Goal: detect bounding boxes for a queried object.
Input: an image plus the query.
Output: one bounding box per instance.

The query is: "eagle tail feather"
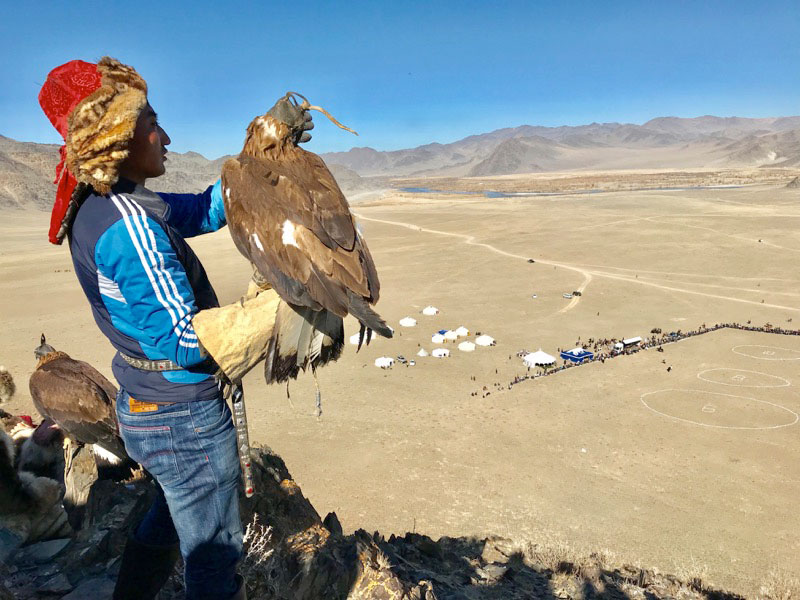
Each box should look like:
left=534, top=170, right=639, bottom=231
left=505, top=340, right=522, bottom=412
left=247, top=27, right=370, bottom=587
left=357, top=323, right=366, bottom=352
left=265, top=303, right=344, bottom=384
left=346, top=291, right=393, bottom=339
left=294, top=308, right=316, bottom=369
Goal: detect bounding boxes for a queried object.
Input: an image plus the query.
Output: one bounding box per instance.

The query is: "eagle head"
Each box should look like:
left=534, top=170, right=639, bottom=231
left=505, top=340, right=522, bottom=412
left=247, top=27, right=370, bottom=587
left=243, top=115, right=293, bottom=158
left=34, top=334, right=56, bottom=361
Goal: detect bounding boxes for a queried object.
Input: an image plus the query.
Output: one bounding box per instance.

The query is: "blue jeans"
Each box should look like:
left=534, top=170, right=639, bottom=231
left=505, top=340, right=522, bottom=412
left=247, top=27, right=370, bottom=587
left=116, top=389, right=242, bottom=599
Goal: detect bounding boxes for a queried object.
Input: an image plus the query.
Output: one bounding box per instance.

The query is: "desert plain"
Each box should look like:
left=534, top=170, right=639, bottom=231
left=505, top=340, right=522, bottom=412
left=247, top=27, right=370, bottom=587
left=2, top=169, right=799, bottom=595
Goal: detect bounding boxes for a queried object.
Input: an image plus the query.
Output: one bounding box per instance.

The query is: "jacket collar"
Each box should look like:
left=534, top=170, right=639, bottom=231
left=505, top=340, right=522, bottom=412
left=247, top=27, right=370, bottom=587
left=110, top=177, right=171, bottom=221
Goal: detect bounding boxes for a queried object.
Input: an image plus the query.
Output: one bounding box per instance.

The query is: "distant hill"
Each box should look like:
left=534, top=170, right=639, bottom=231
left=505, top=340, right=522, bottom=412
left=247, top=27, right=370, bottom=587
left=318, top=116, right=800, bottom=177
left=3, top=115, right=800, bottom=209
left=0, top=137, right=384, bottom=211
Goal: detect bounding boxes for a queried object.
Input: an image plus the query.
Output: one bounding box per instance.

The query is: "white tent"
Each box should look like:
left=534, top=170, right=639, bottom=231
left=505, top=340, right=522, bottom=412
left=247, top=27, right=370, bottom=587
left=399, top=317, right=417, bottom=327
left=522, top=349, right=556, bottom=367
left=417, top=348, right=429, bottom=357
left=374, top=356, right=394, bottom=369
left=458, top=341, right=476, bottom=352
left=422, top=306, right=439, bottom=316
left=432, top=348, right=450, bottom=358
left=455, top=326, right=469, bottom=338
left=443, top=330, right=458, bottom=341
left=566, top=347, right=585, bottom=356
left=431, top=333, right=445, bottom=344
left=475, top=334, right=495, bottom=347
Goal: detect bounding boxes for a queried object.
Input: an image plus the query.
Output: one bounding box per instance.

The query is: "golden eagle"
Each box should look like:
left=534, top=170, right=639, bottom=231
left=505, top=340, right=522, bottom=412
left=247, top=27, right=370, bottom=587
left=221, top=93, right=391, bottom=389
left=28, top=335, right=129, bottom=468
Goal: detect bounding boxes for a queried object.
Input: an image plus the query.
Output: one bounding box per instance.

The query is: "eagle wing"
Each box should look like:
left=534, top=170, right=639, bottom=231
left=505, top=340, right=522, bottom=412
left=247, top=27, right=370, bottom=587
left=29, top=358, right=126, bottom=460
left=222, top=149, right=381, bottom=317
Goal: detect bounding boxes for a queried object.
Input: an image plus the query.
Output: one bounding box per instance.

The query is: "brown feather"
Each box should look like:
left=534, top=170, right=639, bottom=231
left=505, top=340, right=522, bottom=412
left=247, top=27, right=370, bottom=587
left=264, top=302, right=344, bottom=383
left=222, top=149, right=383, bottom=319
left=29, top=353, right=128, bottom=462
left=224, top=106, right=393, bottom=388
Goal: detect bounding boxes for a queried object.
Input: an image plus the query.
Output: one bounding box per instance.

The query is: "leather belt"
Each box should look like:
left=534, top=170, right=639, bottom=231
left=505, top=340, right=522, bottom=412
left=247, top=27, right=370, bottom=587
left=119, top=352, right=183, bottom=372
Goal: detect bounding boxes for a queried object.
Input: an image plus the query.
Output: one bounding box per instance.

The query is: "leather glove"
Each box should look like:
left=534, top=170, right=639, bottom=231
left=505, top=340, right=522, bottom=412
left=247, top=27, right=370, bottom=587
left=192, top=285, right=282, bottom=382
left=267, top=94, right=314, bottom=144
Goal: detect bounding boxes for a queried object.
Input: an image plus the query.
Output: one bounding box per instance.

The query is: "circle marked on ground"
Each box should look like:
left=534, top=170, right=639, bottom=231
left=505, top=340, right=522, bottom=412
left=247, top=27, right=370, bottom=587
left=640, top=389, right=798, bottom=430
left=697, top=368, right=790, bottom=388
left=732, top=345, right=800, bottom=361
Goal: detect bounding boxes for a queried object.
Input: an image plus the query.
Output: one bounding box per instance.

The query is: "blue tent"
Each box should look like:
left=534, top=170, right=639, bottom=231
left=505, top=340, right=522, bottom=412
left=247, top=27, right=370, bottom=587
left=560, top=347, right=594, bottom=363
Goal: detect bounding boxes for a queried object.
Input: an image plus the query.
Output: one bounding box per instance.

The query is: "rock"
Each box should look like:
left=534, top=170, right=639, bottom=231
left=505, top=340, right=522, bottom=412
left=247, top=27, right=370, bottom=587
left=0, top=526, right=26, bottom=563
left=60, top=576, right=116, bottom=599
left=323, top=511, right=343, bottom=536
left=786, top=176, right=800, bottom=188
left=0, top=442, right=743, bottom=600
left=14, top=537, right=71, bottom=564
left=475, top=562, right=509, bottom=584
left=37, top=572, right=72, bottom=594
left=37, top=563, right=60, bottom=579
left=405, top=532, right=442, bottom=559
left=63, top=444, right=98, bottom=530
left=481, top=536, right=516, bottom=564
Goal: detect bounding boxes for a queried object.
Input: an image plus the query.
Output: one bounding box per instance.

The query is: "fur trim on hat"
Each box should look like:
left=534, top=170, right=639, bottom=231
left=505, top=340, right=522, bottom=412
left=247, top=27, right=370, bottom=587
left=65, top=57, right=147, bottom=195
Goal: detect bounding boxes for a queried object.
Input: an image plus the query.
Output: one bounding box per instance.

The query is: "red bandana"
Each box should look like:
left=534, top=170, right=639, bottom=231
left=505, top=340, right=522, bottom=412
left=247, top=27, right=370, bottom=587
left=38, top=60, right=103, bottom=244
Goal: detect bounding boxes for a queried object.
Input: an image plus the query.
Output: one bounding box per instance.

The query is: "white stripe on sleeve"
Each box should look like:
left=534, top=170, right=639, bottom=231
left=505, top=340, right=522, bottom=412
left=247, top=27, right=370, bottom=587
left=110, top=195, right=199, bottom=348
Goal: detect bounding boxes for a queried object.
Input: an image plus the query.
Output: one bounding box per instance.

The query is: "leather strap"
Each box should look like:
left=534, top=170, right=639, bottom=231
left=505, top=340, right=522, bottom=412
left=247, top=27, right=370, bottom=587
left=119, top=352, right=183, bottom=372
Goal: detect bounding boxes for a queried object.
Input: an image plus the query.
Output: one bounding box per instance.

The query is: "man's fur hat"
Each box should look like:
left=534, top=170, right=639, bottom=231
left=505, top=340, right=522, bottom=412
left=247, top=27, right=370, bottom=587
left=39, top=57, right=148, bottom=243
left=65, top=57, right=147, bottom=194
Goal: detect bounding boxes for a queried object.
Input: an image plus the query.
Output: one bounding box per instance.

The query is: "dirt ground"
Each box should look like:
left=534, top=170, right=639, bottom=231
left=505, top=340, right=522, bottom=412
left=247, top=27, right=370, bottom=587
left=1, top=177, right=799, bottom=595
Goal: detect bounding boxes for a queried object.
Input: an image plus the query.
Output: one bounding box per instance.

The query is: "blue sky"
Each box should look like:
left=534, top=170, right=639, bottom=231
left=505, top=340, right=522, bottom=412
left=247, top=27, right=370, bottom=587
left=2, top=0, right=798, bottom=158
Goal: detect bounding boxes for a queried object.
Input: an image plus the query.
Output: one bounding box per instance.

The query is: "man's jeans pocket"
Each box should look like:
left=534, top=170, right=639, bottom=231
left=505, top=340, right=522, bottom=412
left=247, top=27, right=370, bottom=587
left=119, top=423, right=182, bottom=485
left=193, top=399, right=232, bottom=435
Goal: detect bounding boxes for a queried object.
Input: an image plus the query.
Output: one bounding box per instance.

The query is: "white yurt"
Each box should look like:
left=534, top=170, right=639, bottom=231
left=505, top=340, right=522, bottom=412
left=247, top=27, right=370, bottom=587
left=432, top=348, right=450, bottom=358
left=443, top=330, right=458, bottom=342
left=399, top=317, right=417, bottom=327
left=422, top=306, right=439, bottom=316
left=458, top=341, right=476, bottom=352
left=375, top=356, right=394, bottom=369
left=431, top=333, right=445, bottom=344
left=475, top=334, right=495, bottom=347
left=455, top=326, right=469, bottom=338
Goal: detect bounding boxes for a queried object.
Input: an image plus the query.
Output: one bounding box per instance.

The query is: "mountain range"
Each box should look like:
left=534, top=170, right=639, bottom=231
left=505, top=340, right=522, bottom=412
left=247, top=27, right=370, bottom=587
left=321, top=116, right=800, bottom=177
left=2, top=115, right=799, bottom=210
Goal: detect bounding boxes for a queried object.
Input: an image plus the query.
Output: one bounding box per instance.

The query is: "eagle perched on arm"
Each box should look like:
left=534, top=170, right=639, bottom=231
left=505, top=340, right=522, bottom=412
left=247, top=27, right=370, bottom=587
left=221, top=93, right=392, bottom=387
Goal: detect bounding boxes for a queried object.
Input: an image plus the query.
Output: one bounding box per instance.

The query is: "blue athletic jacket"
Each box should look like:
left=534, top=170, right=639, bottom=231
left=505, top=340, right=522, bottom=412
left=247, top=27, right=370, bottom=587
left=69, top=177, right=227, bottom=403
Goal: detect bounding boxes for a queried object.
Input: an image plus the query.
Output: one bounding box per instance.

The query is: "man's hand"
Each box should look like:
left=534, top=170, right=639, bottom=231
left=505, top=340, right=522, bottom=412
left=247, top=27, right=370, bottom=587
left=192, top=287, right=282, bottom=382
left=267, top=95, right=314, bottom=144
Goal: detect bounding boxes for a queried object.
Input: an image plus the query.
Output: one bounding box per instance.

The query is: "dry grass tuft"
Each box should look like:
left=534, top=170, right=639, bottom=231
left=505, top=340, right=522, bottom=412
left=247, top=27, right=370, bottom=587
left=239, top=514, right=276, bottom=593
left=523, top=534, right=621, bottom=582
left=760, top=569, right=800, bottom=600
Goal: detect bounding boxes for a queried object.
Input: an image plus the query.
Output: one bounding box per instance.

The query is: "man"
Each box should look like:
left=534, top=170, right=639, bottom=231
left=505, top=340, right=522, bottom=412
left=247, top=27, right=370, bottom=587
left=39, top=57, right=312, bottom=600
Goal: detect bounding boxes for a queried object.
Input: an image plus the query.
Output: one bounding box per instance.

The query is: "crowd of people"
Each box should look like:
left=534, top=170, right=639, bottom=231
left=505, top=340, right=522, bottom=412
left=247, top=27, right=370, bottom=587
left=494, top=320, right=799, bottom=394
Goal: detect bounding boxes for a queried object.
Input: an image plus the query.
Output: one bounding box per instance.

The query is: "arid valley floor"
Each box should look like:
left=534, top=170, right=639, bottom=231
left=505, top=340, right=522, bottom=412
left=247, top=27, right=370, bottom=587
left=2, top=170, right=799, bottom=596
